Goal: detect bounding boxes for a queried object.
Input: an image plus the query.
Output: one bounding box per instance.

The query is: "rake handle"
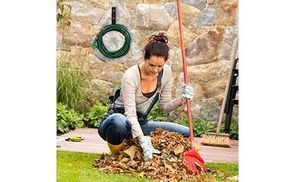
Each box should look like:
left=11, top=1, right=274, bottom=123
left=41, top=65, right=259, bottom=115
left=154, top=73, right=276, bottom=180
left=176, top=0, right=194, bottom=149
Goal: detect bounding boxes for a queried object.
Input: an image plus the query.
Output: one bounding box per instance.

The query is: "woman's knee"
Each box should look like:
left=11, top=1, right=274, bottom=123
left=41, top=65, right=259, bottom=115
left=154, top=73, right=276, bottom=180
left=99, top=113, right=132, bottom=143
left=98, top=113, right=127, bottom=139
left=103, top=113, right=127, bottom=132
left=182, top=126, right=190, bottom=138
left=165, top=122, right=190, bottom=138
left=109, top=113, right=128, bottom=128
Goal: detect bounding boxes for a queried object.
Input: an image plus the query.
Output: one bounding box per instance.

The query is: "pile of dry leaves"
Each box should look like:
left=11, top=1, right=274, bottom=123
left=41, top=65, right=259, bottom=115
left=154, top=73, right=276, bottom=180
left=93, top=128, right=214, bottom=181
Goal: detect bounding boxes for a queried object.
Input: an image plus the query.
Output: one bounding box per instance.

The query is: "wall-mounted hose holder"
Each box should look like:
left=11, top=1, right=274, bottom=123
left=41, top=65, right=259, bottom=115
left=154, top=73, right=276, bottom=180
left=92, top=7, right=131, bottom=59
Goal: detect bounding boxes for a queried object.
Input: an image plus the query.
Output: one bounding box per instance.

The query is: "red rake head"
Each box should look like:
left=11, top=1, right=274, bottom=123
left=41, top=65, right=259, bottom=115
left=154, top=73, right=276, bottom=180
left=183, top=149, right=207, bottom=175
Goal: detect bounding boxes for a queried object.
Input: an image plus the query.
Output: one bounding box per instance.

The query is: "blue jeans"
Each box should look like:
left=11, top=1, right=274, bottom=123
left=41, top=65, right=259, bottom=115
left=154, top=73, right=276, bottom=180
left=98, top=113, right=190, bottom=145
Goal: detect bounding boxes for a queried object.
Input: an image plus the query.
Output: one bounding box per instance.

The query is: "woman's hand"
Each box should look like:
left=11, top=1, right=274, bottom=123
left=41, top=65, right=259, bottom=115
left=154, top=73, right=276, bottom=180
left=181, top=84, right=194, bottom=101
left=139, top=136, right=161, bottom=160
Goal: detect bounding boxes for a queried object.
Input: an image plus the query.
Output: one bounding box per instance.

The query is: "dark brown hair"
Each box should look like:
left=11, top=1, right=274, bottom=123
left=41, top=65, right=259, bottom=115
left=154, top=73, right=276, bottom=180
left=143, top=33, right=169, bottom=61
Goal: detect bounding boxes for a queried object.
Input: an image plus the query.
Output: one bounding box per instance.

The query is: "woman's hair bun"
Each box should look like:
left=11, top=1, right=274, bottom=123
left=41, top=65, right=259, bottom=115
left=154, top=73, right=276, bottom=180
left=143, top=32, right=169, bottom=61
left=148, top=32, right=168, bottom=44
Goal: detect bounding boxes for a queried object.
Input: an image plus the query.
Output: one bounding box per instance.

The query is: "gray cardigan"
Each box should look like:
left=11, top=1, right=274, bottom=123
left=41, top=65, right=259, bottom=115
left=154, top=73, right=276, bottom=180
left=114, top=64, right=180, bottom=138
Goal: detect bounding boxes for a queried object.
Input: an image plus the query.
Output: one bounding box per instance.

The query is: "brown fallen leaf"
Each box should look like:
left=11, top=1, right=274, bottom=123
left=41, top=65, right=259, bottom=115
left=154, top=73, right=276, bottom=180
left=135, top=150, right=143, bottom=160
left=120, top=157, right=129, bottom=163
left=167, top=157, right=177, bottom=162
left=123, top=146, right=139, bottom=159
left=164, top=161, right=176, bottom=173
left=174, top=144, right=184, bottom=155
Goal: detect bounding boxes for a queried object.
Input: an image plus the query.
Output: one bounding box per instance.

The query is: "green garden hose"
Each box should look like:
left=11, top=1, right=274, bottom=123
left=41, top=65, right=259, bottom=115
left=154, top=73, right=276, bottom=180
left=92, top=24, right=131, bottom=59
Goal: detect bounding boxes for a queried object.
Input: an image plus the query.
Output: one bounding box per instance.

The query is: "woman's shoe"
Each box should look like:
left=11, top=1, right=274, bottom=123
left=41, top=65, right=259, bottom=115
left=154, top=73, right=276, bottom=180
left=107, top=142, right=123, bottom=155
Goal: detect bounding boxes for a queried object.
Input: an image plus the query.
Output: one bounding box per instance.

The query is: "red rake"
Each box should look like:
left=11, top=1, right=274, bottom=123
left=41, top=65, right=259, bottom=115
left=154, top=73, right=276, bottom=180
left=183, top=149, right=207, bottom=174
left=176, top=0, right=207, bottom=174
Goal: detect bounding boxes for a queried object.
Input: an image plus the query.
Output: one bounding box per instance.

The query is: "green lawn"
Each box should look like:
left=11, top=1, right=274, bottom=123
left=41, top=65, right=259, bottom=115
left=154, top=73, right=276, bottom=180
left=57, top=151, right=238, bottom=182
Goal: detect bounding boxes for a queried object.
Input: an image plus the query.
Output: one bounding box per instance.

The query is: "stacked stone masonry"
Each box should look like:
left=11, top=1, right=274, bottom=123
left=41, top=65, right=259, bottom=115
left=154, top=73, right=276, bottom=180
left=57, top=0, right=238, bottom=121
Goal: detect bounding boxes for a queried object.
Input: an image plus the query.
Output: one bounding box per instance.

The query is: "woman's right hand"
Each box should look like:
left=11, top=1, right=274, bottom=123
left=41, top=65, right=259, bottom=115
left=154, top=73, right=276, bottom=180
left=139, top=136, right=160, bottom=161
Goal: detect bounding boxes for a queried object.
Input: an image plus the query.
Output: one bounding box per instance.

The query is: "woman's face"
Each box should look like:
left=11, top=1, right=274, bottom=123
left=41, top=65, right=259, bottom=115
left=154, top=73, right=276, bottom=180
left=144, top=56, right=165, bottom=76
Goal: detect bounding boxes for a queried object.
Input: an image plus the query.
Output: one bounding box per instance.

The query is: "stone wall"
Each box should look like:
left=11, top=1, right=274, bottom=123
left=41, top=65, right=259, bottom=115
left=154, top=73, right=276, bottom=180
left=57, top=0, right=239, bottom=121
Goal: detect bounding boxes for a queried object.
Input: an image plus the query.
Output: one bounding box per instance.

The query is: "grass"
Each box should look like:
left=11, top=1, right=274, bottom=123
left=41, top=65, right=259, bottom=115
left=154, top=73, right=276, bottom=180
left=57, top=151, right=238, bottom=182
left=57, top=60, right=91, bottom=114
left=57, top=151, right=153, bottom=182
left=205, top=163, right=239, bottom=181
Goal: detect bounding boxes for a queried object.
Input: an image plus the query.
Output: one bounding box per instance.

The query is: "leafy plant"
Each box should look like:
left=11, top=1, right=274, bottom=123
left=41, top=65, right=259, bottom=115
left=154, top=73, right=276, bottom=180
left=176, top=116, right=239, bottom=139
left=57, top=0, right=72, bottom=26
left=57, top=103, right=84, bottom=134
left=57, top=60, right=91, bottom=114
left=85, top=101, right=109, bottom=128
left=221, top=117, right=239, bottom=140
left=148, top=103, right=168, bottom=121
left=176, top=117, right=215, bottom=137
left=174, top=115, right=188, bottom=126
left=193, top=119, right=215, bottom=137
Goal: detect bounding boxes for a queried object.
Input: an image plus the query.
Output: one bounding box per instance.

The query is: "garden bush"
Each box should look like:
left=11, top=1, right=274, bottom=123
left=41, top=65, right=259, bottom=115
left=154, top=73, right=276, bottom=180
left=221, top=117, right=239, bottom=140
left=148, top=103, right=168, bottom=121
left=176, top=116, right=216, bottom=137
left=176, top=117, right=239, bottom=139
left=57, top=103, right=84, bottom=134
left=85, top=101, right=109, bottom=128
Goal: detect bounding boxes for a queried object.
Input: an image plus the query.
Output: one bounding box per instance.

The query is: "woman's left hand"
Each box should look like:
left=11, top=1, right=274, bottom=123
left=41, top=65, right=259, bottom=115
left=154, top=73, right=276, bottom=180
left=182, top=84, right=194, bottom=101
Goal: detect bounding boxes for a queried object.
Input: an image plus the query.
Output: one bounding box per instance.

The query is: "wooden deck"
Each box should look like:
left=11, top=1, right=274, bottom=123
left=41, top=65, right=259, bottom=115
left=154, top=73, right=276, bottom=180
left=57, top=128, right=238, bottom=163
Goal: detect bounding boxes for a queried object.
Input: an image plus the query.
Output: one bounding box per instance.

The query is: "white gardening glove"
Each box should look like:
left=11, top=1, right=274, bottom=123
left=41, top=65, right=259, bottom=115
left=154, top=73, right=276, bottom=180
left=181, top=83, right=194, bottom=101
left=139, top=136, right=160, bottom=161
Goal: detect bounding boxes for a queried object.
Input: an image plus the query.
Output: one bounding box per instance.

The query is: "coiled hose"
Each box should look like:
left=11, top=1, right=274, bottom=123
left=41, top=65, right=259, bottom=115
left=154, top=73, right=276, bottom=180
left=92, top=24, right=131, bottom=59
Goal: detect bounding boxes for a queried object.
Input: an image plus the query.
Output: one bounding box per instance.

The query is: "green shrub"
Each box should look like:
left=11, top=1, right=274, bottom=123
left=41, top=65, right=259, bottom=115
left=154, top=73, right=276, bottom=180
left=148, top=103, right=167, bottom=121
left=57, top=103, right=84, bottom=134
left=176, top=117, right=215, bottom=137
left=221, top=117, right=239, bottom=140
left=85, top=102, right=109, bottom=128
left=193, top=119, right=216, bottom=137
left=57, top=61, right=91, bottom=114
left=176, top=116, right=239, bottom=139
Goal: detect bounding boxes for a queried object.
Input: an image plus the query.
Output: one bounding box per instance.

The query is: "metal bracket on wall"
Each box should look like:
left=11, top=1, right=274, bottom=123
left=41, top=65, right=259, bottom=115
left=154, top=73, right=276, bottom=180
left=112, top=7, right=116, bottom=24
